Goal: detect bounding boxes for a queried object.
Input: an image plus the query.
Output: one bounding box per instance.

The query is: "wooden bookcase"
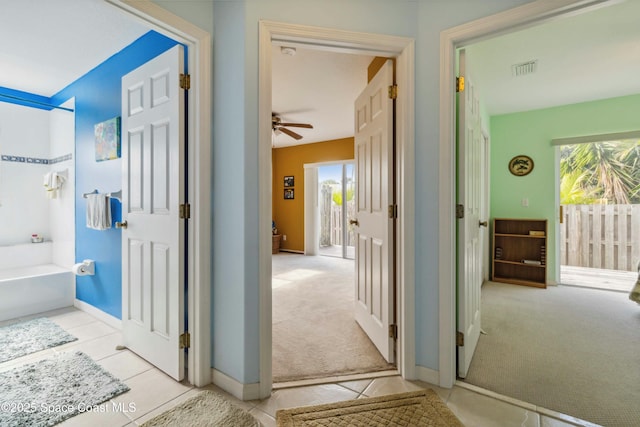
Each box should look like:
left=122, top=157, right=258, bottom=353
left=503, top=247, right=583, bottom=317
left=492, top=218, right=547, bottom=288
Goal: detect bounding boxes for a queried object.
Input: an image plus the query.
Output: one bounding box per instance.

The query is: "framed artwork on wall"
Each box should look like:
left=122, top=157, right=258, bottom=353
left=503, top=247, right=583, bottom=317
left=284, top=176, right=294, bottom=187
left=284, top=188, right=294, bottom=199
left=508, top=155, right=534, bottom=176
left=94, top=116, right=121, bottom=162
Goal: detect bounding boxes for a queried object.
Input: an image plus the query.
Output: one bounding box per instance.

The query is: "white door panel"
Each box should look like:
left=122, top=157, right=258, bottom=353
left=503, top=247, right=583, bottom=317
left=354, top=59, right=395, bottom=363
left=457, top=49, right=484, bottom=378
left=121, top=45, right=185, bottom=381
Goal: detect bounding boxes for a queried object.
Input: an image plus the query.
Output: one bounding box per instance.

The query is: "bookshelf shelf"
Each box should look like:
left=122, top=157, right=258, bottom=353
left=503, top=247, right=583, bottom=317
left=492, top=218, right=547, bottom=288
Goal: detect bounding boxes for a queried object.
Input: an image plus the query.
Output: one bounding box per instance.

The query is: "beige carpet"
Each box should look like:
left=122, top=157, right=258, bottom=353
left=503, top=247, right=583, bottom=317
left=463, top=281, right=640, bottom=427
left=140, top=391, right=258, bottom=427
left=272, top=253, right=394, bottom=382
left=276, top=389, right=464, bottom=426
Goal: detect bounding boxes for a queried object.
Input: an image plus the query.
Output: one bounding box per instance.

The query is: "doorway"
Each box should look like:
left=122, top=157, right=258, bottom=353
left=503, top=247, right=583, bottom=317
left=259, top=21, right=415, bottom=396
left=270, top=48, right=395, bottom=382
left=442, top=0, right=637, bottom=388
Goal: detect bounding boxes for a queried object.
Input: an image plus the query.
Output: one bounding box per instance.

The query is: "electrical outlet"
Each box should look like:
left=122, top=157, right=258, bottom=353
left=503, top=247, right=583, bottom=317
left=522, top=198, right=529, bottom=207
left=282, top=235, right=287, bottom=241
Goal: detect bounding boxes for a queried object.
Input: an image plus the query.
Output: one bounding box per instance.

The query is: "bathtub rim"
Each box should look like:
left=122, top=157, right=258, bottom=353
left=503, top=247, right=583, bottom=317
left=0, top=264, right=71, bottom=282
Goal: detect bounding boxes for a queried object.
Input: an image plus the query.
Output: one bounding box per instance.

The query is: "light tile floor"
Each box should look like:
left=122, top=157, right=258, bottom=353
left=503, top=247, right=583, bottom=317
left=0, top=307, right=599, bottom=427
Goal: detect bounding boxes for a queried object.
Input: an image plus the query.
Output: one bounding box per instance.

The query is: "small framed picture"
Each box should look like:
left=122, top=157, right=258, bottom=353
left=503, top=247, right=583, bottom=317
left=284, top=176, right=294, bottom=187
left=508, top=155, right=534, bottom=176
left=94, top=116, right=121, bottom=162
left=284, top=189, right=294, bottom=199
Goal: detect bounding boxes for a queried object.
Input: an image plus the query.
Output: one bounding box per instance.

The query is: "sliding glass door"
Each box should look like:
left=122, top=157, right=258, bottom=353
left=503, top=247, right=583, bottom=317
left=318, top=162, right=355, bottom=259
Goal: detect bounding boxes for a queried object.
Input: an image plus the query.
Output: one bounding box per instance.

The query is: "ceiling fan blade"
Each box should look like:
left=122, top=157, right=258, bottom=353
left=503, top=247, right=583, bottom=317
left=278, top=123, right=313, bottom=129
left=278, top=126, right=303, bottom=140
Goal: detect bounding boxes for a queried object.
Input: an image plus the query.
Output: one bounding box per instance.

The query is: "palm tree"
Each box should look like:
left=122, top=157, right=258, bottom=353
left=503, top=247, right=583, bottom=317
left=560, top=139, right=640, bottom=204
left=616, top=139, right=640, bottom=202
left=560, top=169, right=599, bottom=204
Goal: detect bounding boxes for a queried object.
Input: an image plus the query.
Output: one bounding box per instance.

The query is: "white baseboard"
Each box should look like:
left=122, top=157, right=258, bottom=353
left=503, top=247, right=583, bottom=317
left=212, top=369, right=261, bottom=401
left=74, top=299, right=122, bottom=330
left=415, top=365, right=441, bottom=387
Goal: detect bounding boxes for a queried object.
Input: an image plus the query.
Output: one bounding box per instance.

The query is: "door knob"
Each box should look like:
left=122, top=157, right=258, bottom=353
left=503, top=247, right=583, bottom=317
left=115, top=220, right=128, bottom=229
left=479, top=220, right=488, bottom=228
left=349, top=219, right=359, bottom=226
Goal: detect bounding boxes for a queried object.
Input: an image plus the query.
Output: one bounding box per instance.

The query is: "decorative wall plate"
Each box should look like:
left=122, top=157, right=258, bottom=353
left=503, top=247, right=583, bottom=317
left=508, top=155, right=534, bottom=176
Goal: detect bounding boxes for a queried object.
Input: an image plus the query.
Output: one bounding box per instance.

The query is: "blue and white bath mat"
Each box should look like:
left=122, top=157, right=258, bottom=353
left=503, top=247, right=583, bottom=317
left=0, top=317, right=77, bottom=363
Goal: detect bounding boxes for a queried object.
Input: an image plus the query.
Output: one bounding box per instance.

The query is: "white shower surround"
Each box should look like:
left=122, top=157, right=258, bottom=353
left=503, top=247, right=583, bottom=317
left=0, top=99, right=75, bottom=267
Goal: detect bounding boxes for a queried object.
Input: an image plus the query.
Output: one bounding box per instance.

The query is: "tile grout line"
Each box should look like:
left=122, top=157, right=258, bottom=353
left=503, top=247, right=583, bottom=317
left=123, top=385, right=196, bottom=424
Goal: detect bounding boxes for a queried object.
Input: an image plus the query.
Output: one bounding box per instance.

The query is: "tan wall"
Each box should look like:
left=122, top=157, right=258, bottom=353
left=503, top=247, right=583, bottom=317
left=272, top=138, right=354, bottom=252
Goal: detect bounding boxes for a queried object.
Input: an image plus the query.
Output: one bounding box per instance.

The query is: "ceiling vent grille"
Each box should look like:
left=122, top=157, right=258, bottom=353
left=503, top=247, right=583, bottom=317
left=512, top=60, right=538, bottom=77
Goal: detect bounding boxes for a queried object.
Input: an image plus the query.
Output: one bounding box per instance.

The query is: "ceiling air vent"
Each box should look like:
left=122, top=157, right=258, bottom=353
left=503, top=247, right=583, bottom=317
left=512, top=60, right=537, bottom=77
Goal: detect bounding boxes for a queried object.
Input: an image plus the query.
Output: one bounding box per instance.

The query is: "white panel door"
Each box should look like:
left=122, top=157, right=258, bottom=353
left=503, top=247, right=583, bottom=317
left=353, top=59, right=395, bottom=363
left=121, top=45, right=185, bottom=381
left=457, top=49, right=484, bottom=378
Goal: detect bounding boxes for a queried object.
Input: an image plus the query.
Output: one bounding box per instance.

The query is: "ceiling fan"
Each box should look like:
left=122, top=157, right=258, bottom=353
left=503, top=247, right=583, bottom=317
left=272, top=113, right=313, bottom=140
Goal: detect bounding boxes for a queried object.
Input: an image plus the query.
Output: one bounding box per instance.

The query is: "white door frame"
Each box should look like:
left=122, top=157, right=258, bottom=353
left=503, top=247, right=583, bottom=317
left=106, top=0, right=212, bottom=387
left=439, top=0, right=619, bottom=388
left=259, top=21, right=415, bottom=398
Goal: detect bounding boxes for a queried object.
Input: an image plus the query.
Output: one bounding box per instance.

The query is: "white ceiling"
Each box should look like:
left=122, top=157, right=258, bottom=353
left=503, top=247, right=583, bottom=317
left=271, top=46, right=373, bottom=148
left=1, top=0, right=639, bottom=144
left=466, top=0, right=640, bottom=115
left=0, top=0, right=149, bottom=97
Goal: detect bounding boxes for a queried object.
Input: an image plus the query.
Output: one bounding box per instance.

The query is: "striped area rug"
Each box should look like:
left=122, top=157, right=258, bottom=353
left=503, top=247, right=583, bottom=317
left=276, top=390, right=463, bottom=427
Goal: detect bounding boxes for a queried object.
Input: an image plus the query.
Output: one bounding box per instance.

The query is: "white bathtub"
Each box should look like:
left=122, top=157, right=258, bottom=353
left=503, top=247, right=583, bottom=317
left=0, top=243, right=74, bottom=322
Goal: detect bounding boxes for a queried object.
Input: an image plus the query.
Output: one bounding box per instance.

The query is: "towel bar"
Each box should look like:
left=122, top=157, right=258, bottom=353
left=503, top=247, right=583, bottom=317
left=82, top=189, right=122, bottom=202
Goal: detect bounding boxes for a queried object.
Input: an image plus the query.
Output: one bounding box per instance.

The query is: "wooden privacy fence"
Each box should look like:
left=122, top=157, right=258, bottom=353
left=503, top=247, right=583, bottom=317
left=329, top=203, right=356, bottom=246
left=319, top=184, right=356, bottom=247
left=560, top=204, right=640, bottom=271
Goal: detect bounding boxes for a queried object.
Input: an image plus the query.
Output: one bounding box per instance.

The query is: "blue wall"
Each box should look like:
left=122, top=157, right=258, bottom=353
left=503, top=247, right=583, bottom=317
left=51, top=31, right=179, bottom=319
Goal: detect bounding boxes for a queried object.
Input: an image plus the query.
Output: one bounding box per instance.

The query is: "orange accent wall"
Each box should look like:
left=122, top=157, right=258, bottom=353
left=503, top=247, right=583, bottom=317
left=368, top=56, right=394, bottom=82
left=272, top=137, right=354, bottom=252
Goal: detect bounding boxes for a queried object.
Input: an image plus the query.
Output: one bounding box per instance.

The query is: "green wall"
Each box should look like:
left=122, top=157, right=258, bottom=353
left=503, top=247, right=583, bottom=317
left=490, top=93, right=640, bottom=283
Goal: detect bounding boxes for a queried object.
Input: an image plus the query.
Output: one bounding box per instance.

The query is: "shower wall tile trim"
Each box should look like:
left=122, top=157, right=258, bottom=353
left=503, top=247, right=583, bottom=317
left=1, top=153, right=73, bottom=165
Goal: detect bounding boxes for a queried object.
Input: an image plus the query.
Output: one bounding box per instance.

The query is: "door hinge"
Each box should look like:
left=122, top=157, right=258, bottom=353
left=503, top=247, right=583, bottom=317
left=388, top=204, right=398, bottom=219
left=179, top=203, right=191, bottom=219
left=180, top=73, right=191, bottom=90
left=388, top=84, right=398, bottom=99
left=179, top=332, right=190, bottom=349
left=456, top=204, right=464, bottom=219
left=456, top=331, right=464, bottom=346
left=389, top=324, right=398, bottom=340
left=456, top=76, right=465, bottom=93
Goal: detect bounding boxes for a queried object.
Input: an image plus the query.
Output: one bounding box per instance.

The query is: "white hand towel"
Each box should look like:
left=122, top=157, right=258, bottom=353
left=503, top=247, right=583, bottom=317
left=44, top=171, right=67, bottom=199
left=43, top=172, right=53, bottom=188
left=43, top=172, right=57, bottom=199
left=86, top=193, right=112, bottom=230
